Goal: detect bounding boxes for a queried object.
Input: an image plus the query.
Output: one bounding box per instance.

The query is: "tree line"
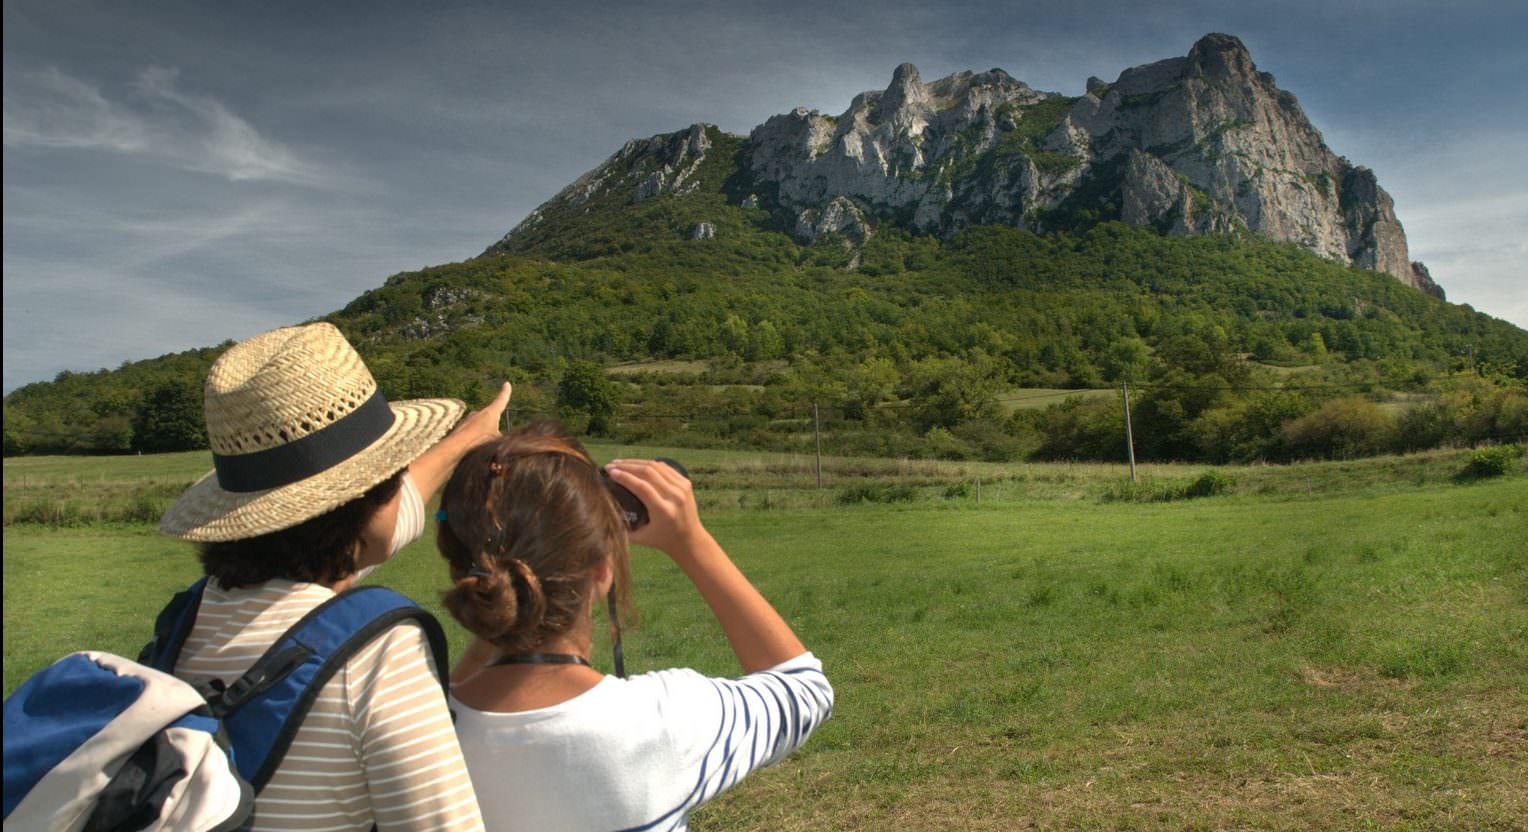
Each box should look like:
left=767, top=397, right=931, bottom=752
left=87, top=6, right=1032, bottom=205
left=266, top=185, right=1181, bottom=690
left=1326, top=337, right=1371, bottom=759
left=6, top=221, right=1526, bottom=462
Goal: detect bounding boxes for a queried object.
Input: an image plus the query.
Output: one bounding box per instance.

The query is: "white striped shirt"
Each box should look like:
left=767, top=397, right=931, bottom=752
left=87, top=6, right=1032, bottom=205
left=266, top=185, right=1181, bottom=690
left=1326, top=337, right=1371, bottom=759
left=176, top=580, right=486, bottom=832
left=453, top=652, right=833, bottom=832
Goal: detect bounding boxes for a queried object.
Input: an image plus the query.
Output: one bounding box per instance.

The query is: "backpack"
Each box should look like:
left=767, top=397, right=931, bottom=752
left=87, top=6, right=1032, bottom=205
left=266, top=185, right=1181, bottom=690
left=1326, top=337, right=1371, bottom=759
left=3, top=578, right=449, bottom=831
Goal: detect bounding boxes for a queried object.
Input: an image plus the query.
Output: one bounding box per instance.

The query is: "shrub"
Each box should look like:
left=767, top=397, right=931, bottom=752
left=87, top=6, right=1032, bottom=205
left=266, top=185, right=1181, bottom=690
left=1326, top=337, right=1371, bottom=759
left=1033, top=397, right=1126, bottom=461
left=951, top=419, right=1034, bottom=462
left=1099, top=470, right=1233, bottom=502
left=124, top=493, right=169, bottom=524
left=943, top=482, right=972, bottom=499
left=1457, top=445, right=1520, bottom=480
left=922, top=426, right=974, bottom=460
left=836, top=483, right=919, bottom=505
left=1280, top=397, right=1394, bottom=460
left=1099, top=478, right=1161, bottom=503
left=1177, top=469, right=1235, bottom=499
left=10, top=500, right=87, bottom=528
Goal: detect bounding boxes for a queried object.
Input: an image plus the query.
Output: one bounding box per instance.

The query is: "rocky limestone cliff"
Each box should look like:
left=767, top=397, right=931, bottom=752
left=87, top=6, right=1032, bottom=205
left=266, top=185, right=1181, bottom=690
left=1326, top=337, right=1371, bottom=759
left=490, top=34, right=1440, bottom=297
left=1058, top=34, right=1431, bottom=294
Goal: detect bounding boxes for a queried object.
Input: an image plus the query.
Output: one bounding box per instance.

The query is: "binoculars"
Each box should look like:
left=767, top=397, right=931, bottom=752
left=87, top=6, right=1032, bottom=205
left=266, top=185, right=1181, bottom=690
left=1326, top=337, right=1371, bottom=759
left=601, top=458, right=689, bottom=530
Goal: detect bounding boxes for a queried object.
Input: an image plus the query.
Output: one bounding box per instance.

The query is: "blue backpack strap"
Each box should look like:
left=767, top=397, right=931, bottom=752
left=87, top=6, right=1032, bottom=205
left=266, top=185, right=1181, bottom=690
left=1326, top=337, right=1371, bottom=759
left=210, top=586, right=449, bottom=790
left=138, top=577, right=210, bottom=672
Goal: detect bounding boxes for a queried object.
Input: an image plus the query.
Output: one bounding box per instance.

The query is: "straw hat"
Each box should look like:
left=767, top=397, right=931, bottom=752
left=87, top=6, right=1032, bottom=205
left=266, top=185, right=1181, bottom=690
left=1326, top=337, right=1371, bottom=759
left=160, top=323, right=464, bottom=542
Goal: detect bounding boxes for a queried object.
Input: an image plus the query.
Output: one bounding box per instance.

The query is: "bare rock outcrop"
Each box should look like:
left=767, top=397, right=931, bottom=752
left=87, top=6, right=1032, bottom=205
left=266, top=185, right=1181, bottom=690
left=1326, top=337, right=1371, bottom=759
left=489, top=34, right=1438, bottom=295
left=1059, top=33, right=1424, bottom=290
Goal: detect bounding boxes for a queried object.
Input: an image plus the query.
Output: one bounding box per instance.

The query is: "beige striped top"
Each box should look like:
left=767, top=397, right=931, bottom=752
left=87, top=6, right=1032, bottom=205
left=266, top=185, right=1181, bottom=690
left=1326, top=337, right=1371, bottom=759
left=175, top=579, right=485, bottom=832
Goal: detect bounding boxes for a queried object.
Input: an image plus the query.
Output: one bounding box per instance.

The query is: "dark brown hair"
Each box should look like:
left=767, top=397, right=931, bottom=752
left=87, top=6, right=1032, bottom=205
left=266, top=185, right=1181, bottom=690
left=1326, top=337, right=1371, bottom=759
left=198, top=470, right=405, bottom=589
left=437, top=422, right=632, bottom=655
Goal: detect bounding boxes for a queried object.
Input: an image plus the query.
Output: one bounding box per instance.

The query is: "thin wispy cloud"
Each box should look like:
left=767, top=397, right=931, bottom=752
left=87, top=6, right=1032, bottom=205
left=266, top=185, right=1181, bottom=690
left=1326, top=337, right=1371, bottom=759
left=1, top=67, right=150, bottom=153
left=4, top=66, right=349, bottom=189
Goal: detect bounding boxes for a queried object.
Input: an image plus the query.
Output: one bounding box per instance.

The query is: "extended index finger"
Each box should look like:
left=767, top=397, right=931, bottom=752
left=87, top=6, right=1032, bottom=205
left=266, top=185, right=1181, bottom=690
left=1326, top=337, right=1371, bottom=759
left=480, top=381, right=512, bottom=429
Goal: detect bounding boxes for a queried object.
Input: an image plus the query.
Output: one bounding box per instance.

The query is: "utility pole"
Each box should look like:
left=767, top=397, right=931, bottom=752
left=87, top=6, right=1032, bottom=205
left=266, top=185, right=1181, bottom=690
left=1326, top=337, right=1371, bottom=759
left=1122, top=380, right=1138, bottom=483
left=813, top=401, right=823, bottom=488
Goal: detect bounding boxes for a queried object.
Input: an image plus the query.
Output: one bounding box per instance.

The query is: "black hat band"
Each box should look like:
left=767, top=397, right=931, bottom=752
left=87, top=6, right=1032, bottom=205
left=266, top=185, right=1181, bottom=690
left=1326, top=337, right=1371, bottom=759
left=212, top=391, right=396, bottom=493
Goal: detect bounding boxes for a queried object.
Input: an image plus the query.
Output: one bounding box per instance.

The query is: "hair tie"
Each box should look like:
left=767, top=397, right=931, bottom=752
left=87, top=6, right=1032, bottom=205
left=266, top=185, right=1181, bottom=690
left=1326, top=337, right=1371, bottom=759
left=435, top=509, right=448, bottom=523
left=468, top=567, right=491, bottom=579
left=488, top=460, right=507, bottom=478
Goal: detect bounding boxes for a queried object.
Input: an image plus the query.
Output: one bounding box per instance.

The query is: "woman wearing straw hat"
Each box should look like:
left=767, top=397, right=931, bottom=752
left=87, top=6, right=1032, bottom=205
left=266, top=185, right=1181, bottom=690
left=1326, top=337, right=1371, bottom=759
left=159, top=322, right=504, bottom=832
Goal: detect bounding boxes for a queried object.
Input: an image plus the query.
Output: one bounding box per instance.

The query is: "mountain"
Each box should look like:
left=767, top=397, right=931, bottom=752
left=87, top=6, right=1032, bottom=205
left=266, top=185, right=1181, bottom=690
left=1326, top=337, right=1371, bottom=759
left=8, top=34, right=1526, bottom=463
left=492, top=33, right=1441, bottom=298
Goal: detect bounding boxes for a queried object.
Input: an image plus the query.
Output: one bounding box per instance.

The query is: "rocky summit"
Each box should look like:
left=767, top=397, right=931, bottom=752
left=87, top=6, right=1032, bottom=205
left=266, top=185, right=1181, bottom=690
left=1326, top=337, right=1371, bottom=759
left=491, top=33, right=1442, bottom=298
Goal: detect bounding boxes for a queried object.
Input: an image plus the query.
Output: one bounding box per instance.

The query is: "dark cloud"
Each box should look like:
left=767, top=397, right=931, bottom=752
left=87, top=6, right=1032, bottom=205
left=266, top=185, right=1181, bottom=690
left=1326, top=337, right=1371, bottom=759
left=5, top=0, right=1525, bottom=389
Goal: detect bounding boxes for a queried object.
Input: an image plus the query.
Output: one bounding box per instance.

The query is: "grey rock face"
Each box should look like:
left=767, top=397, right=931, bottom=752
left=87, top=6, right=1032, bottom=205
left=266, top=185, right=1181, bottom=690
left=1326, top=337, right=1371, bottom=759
left=691, top=222, right=716, bottom=240
left=1062, top=34, right=1413, bottom=281
left=492, top=34, right=1436, bottom=294
left=743, top=33, right=1430, bottom=292
left=1409, top=261, right=1445, bottom=300
left=747, top=65, right=1052, bottom=235
left=794, top=196, right=873, bottom=243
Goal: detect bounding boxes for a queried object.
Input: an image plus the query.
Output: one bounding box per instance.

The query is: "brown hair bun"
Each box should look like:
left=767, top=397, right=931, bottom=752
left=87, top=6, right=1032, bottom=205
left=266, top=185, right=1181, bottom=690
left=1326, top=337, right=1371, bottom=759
left=436, top=422, right=632, bottom=655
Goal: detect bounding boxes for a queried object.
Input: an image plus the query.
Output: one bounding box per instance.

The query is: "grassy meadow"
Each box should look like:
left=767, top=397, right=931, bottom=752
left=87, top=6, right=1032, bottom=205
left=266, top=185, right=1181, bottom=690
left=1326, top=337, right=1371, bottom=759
left=4, top=447, right=1526, bottom=829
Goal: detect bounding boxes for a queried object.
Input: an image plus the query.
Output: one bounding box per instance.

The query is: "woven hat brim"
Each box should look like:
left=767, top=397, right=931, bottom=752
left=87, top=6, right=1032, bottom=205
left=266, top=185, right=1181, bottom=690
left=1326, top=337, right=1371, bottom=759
left=160, top=398, right=466, bottom=542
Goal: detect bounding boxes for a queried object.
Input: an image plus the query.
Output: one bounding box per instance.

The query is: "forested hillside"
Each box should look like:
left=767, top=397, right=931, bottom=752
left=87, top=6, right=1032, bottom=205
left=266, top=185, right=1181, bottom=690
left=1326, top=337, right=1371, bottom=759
left=7, top=207, right=1525, bottom=462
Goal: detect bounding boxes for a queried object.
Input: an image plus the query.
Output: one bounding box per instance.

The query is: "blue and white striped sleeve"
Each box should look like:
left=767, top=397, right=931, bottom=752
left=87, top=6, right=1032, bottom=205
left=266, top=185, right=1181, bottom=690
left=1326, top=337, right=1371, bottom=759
left=647, top=652, right=833, bottom=820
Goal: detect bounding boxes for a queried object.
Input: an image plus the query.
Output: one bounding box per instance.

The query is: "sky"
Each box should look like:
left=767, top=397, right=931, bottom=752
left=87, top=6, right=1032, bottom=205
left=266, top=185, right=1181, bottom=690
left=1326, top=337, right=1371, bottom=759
left=5, top=0, right=1525, bottom=392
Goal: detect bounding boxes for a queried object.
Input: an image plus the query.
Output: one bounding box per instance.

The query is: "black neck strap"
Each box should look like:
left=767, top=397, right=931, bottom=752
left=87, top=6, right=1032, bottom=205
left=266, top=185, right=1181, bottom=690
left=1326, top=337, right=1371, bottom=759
left=212, top=391, right=395, bottom=493
left=489, top=653, right=591, bottom=668
left=608, top=592, right=626, bottom=679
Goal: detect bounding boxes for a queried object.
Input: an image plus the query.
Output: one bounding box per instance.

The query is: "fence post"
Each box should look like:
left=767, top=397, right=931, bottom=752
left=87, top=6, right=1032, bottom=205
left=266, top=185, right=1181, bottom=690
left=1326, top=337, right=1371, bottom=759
left=1122, top=380, right=1138, bottom=483
left=813, top=401, right=823, bottom=489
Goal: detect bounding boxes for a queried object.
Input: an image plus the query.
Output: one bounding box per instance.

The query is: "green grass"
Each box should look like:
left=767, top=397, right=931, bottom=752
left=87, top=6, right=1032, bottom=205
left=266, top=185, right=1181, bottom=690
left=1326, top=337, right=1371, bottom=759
left=3, top=452, right=210, bottom=526
left=605, top=359, right=711, bottom=376
left=4, top=449, right=1526, bottom=829
left=998, top=386, right=1118, bottom=413
left=3, top=450, right=213, bottom=482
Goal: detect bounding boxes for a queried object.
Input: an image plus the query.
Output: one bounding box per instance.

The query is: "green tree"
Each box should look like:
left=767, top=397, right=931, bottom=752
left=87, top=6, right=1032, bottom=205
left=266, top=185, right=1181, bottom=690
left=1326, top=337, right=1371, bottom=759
left=1303, top=332, right=1329, bottom=361
left=746, top=319, right=785, bottom=361
left=132, top=380, right=207, bottom=453
left=842, top=357, right=899, bottom=421
left=905, top=353, right=1004, bottom=432
left=720, top=313, right=749, bottom=356
left=3, top=402, right=35, bottom=456
left=776, top=355, right=848, bottom=411
left=559, top=361, right=619, bottom=435
left=1101, top=337, right=1150, bottom=382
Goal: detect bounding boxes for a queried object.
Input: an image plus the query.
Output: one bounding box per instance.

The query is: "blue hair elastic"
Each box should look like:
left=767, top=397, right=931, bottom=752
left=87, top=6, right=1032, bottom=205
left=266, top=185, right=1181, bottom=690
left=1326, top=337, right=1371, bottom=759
left=435, top=509, right=448, bottom=523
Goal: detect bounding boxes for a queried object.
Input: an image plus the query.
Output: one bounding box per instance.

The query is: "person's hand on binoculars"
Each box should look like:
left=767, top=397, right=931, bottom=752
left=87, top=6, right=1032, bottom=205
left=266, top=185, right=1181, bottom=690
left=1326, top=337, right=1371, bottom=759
left=604, top=459, right=708, bottom=561
left=608, top=458, right=805, bottom=675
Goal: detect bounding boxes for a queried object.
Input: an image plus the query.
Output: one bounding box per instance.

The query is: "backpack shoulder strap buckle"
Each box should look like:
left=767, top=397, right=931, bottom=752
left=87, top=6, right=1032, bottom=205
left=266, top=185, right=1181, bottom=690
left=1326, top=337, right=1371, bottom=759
left=216, top=645, right=312, bottom=715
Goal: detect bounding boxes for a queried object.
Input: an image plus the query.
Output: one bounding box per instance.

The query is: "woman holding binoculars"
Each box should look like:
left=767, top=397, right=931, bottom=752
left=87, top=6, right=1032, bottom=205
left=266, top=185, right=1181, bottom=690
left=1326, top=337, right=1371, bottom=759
left=437, top=422, right=834, bottom=831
